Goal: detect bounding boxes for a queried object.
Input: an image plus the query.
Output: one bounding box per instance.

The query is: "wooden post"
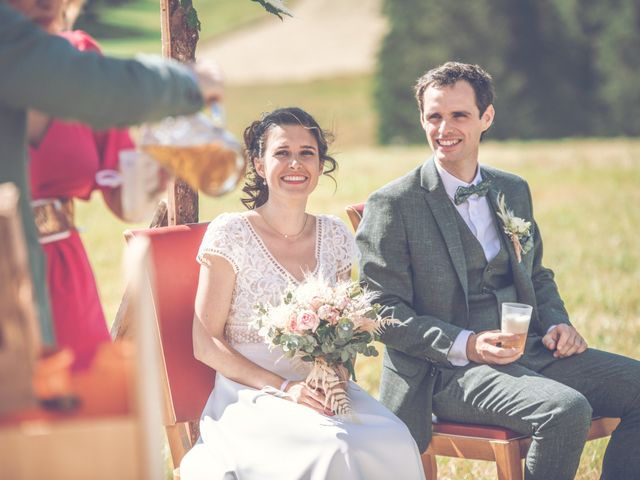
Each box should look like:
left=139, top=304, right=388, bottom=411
left=160, top=0, right=200, bottom=225
left=113, top=0, right=201, bottom=337
left=0, top=183, right=40, bottom=414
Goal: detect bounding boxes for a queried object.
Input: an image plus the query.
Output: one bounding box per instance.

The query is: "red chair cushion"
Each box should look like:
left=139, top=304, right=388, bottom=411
left=126, top=223, right=214, bottom=424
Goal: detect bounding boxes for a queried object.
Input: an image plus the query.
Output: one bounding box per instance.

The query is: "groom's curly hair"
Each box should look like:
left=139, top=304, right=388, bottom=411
left=241, top=107, right=337, bottom=210
left=415, top=62, right=495, bottom=118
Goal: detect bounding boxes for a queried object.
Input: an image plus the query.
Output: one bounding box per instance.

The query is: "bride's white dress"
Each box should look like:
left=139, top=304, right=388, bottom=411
left=180, top=212, right=425, bottom=480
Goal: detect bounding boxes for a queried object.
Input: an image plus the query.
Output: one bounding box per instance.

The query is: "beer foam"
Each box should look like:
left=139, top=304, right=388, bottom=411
left=501, top=313, right=530, bottom=334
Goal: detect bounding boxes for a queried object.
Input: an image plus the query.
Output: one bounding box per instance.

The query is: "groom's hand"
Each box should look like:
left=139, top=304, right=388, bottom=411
left=542, top=324, right=588, bottom=358
left=466, top=330, right=522, bottom=365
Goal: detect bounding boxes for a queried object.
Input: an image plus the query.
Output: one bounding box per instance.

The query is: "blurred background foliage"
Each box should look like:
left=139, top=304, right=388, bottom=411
left=376, top=0, right=640, bottom=143
left=78, top=0, right=640, bottom=142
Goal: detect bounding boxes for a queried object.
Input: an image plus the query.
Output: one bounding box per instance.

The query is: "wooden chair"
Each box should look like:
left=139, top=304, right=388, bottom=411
left=120, top=223, right=214, bottom=479
left=345, top=201, right=621, bottom=480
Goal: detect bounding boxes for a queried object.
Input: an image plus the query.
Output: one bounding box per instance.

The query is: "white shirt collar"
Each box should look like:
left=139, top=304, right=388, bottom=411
left=434, top=161, right=483, bottom=202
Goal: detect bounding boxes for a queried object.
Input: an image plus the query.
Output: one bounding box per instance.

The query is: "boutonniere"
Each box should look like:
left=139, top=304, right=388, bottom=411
left=496, top=192, right=533, bottom=263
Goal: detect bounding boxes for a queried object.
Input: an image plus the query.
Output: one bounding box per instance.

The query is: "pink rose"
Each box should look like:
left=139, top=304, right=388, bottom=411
left=317, top=305, right=340, bottom=325
left=295, top=310, right=320, bottom=333
left=286, top=312, right=299, bottom=333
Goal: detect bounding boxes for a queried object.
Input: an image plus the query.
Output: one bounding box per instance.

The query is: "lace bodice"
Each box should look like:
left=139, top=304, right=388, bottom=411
left=197, top=212, right=357, bottom=344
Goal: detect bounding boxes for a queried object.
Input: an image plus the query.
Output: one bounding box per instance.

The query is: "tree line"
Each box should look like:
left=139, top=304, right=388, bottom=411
left=375, top=0, right=640, bottom=143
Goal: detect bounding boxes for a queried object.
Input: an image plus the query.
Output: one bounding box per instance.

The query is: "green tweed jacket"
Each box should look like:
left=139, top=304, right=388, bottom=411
left=0, top=4, right=203, bottom=345
left=356, top=157, right=571, bottom=452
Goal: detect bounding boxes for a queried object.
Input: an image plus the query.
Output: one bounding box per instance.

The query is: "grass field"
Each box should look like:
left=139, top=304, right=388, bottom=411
left=224, top=75, right=376, bottom=148
left=77, top=137, right=640, bottom=479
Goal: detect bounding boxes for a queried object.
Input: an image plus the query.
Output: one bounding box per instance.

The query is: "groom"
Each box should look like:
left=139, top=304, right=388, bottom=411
left=357, top=62, right=640, bottom=479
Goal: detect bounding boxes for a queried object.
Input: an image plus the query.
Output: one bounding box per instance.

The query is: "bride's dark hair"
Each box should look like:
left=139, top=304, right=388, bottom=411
left=241, top=107, right=337, bottom=210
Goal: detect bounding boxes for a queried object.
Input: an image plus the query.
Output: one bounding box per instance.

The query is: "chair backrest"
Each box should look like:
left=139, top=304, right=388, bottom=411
left=124, top=223, right=214, bottom=426
left=345, top=202, right=365, bottom=231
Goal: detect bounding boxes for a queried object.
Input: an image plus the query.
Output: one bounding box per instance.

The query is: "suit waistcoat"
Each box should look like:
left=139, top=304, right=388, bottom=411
left=454, top=213, right=517, bottom=331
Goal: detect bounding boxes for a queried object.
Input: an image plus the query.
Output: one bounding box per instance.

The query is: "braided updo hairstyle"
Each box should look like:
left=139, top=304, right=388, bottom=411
left=241, top=107, right=337, bottom=210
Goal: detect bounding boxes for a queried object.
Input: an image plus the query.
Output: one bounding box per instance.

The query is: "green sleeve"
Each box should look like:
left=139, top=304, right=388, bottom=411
left=0, top=5, right=204, bottom=129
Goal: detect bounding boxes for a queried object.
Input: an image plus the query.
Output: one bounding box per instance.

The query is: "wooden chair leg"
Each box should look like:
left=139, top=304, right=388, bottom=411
left=166, top=423, right=195, bottom=470
left=421, top=452, right=438, bottom=479
left=491, top=441, right=523, bottom=480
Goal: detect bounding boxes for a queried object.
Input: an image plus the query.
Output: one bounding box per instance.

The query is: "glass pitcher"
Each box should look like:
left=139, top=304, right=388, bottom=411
left=140, top=103, right=246, bottom=197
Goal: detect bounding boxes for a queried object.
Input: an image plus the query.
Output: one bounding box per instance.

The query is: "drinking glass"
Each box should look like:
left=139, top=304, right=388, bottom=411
left=501, top=302, right=533, bottom=354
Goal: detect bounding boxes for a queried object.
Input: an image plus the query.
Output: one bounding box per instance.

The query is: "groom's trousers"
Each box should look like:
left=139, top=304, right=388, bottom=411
left=432, top=336, right=640, bottom=480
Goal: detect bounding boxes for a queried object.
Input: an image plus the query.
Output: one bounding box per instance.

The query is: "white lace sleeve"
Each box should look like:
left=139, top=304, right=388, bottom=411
left=323, top=215, right=358, bottom=277
left=196, top=213, right=243, bottom=273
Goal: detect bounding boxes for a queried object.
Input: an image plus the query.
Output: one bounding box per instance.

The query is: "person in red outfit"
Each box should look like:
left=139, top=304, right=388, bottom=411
left=24, top=0, right=159, bottom=369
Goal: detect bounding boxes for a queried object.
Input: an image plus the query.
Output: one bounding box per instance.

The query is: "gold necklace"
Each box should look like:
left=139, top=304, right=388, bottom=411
left=261, top=212, right=309, bottom=240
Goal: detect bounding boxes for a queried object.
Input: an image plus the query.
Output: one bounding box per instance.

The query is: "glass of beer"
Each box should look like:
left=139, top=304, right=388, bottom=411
left=501, top=302, right=533, bottom=355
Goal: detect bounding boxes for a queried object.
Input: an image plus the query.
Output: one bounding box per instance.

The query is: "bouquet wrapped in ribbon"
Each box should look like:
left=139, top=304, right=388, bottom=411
left=252, top=277, right=399, bottom=416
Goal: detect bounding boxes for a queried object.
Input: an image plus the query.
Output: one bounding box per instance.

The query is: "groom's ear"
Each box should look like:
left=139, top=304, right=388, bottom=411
left=418, top=109, right=427, bottom=131
left=481, top=104, right=495, bottom=132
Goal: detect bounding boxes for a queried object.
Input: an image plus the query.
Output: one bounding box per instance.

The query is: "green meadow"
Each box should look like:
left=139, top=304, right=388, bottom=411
left=73, top=5, right=639, bottom=478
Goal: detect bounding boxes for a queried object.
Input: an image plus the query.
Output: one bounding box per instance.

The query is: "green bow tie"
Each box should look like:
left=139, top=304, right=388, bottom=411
left=454, top=179, right=492, bottom=205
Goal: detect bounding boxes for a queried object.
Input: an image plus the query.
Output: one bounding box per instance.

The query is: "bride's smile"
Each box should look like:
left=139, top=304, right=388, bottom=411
left=255, top=123, right=323, bottom=199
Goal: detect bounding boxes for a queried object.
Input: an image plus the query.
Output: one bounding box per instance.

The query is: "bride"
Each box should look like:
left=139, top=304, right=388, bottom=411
left=180, top=107, right=425, bottom=479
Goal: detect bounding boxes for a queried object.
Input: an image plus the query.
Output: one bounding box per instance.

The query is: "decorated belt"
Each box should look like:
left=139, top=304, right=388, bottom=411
left=31, top=198, right=75, bottom=244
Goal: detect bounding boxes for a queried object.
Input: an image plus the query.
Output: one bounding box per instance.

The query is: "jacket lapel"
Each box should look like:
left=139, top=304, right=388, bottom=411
left=483, top=169, right=518, bottom=262
left=421, top=159, right=468, bottom=302
left=483, top=168, right=537, bottom=308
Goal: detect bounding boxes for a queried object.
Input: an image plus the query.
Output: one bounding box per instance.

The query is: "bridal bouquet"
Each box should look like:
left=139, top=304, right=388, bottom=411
left=252, top=277, right=398, bottom=416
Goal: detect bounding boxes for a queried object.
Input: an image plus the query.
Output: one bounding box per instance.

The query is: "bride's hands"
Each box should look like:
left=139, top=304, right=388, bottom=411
left=283, top=380, right=334, bottom=416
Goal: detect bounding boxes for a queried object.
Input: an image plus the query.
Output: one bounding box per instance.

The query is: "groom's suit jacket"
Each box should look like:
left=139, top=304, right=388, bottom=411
left=356, top=157, right=572, bottom=452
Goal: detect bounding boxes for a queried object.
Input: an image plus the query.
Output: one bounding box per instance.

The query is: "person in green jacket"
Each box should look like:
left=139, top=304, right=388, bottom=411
left=0, top=1, right=223, bottom=349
